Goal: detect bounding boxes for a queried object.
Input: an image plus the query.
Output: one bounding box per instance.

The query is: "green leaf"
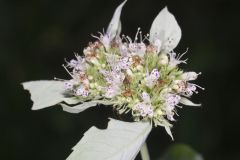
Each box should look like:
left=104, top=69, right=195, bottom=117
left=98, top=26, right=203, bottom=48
left=22, top=80, right=65, bottom=110
left=158, top=143, right=204, bottom=160
left=67, top=118, right=152, bottom=160
left=61, top=100, right=115, bottom=113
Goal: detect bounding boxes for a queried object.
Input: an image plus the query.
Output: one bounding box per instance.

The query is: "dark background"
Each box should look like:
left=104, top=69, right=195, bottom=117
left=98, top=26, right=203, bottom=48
left=1, top=0, right=239, bottom=159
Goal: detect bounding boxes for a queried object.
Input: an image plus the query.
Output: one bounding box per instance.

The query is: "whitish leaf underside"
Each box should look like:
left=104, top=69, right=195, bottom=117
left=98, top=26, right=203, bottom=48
left=67, top=118, right=152, bottom=160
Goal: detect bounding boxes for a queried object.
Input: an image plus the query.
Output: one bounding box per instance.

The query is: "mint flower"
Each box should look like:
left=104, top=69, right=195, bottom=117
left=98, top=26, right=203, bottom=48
left=23, top=0, right=203, bottom=143
left=76, top=85, right=89, bottom=97
left=145, top=68, right=160, bottom=88
left=164, top=93, right=181, bottom=121
left=59, top=1, right=204, bottom=133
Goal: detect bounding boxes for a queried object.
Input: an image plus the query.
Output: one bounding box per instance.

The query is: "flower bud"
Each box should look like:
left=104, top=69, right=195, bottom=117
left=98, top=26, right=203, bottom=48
left=159, top=53, right=169, bottom=65
left=172, top=84, right=180, bottom=91
left=126, top=69, right=133, bottom=76
left=88, top=75, right=93, bottom=80
left=90, top=57, right=100, bottom=66
left=156, top=109, right=163, bottom=116
left=181, top=72, right=200, bottom=81
left=90, top=83, right=95, bottom=88
left=94, top=82, right=98, bottom=87
left=101, top=64, right=106, bottom=68
left=136, top=65, right=143, bottom=71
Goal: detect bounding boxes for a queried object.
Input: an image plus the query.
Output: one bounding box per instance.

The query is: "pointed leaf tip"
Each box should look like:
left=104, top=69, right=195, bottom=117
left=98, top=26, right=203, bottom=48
left=106, top=0, right=127, bottom=40
left=165, top=126, right=174, bottom=141
left=180, top=97, right=202, bottom=107
left=149, top=6, right=182, bottom=52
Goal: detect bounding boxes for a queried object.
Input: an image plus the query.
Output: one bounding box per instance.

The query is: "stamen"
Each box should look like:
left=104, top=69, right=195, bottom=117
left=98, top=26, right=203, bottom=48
left=139, top=31, right=143, bottom=42
left=190, top=83, right=205, bottom=90
left=194, top=84, right=205, bottom=90
left=143, top=34, right=149, bottom=42
left=178, top=48, right=188, bottom=60
left=91, top=34, right=100, bottom=40
left=64, top=58, right=68, bottom=64
left=121, top=35, right=129, bottom=42
left=62, top=64, right=74, bottom=78
left=126, top=36, right=132, bottom=43
left=74, top=52, right=79, bottom=58
left=134, top=27, right=141, bottom=42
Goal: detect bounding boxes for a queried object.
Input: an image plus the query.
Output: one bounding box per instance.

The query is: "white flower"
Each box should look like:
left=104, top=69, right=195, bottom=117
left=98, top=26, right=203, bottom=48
left=172, top=80, right=186, bottom=93
left=101, top=68, right=125, bottom=98
left=129, top=42, right=146, bottom=57
left=104, top=85, right=121, bottom=98
left=118, top=56, right=132, bottom=70
left=164, top=93, right=181, bottom=121
left=165, top=107, right=175, bottom=121
left=165, top=93, right=181, bottom=106
left=150, top=68, right=160, bottom=79
left=168, top=52, right=187, bottom=68
left=141, top=92, right=151, bottom=104
left=64, top=81, right=74, bottom=90
left=92, top=33, right=111, bottom=50
left=66, top=54, right=87, bottom=73
left=76, top=86, right=89, bottom=97
left=172, top=80, right=204, bottom=97
left=145, top=68, right=160, bottom=87
left=181, top=72, right=201, bottom=81
left=104, top=71, right=124, bottom=85
left=64, top=79, right=79, bottom=91
left=134, top=103, right=153, bottom=117
left=119, top=43, right=129, bottom=56
left=68, top=59, right=78, bottom=68
left=184, top=83, right=197, bottom=96
left=58, top=2, right=203, bottom=135
left=134, top=92, right=153, bottom=117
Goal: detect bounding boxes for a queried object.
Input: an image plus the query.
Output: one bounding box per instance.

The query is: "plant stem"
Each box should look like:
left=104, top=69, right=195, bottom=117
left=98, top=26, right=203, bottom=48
left=140, top=142, right=150, bottom=160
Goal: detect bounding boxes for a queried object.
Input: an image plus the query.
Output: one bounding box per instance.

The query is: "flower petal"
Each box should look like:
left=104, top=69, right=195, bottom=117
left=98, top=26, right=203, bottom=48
left=149, top=7, right=182, bottom=52
left=181, top=72, right=199, bottom=81
left=106, top=0, right=127, bottom=40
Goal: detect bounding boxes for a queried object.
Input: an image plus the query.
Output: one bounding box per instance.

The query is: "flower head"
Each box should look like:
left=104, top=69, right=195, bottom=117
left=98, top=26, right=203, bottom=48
left=60, top=1, right=203, bottom=139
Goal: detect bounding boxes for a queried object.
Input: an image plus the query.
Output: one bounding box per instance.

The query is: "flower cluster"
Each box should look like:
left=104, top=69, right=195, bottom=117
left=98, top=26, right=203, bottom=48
left=62, top=0, right=203, bottom=129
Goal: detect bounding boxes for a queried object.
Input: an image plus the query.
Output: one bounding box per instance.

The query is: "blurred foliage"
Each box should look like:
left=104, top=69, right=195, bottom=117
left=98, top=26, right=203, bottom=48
left=1, top=0, right=240, bottom=159
left=158, top=144, right=203, bottom=160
